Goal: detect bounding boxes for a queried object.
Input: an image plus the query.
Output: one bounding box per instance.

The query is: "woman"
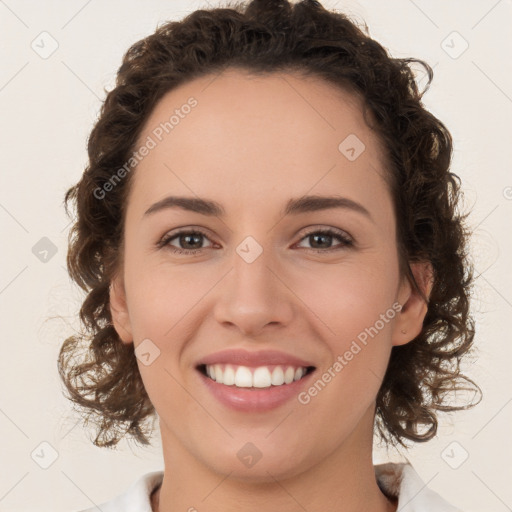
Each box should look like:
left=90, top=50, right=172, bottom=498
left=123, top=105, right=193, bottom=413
left=59, top=1, right=480, bottom=510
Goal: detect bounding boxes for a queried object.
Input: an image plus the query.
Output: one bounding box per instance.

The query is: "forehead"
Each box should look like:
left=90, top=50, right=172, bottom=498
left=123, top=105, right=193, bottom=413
left=129, top=68, right=391, bottom=218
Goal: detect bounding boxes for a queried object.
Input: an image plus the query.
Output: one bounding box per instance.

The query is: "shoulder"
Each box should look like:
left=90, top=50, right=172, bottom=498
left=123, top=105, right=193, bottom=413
left=375, top=462, right=462, bottom=512
left=74, top=470, right=164, bottom=512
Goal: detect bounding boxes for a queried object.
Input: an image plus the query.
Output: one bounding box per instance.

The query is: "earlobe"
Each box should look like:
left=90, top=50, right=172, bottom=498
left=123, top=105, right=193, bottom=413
left=392, top=261, right=434, bottom=347
left=109, top=274, right=133, bottom=344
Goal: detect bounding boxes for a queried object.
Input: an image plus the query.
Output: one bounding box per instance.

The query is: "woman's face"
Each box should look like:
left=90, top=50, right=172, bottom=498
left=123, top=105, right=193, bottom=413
left=110, top=69, right=429, bottom=480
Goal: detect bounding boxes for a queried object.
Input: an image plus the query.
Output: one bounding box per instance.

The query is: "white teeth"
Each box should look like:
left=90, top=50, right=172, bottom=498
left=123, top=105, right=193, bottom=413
left=215, top=365, right=224, bottom=384
left=204, top=364, right=309, bottom=388
left=234, top=366, right=253, bottom=387
left=223, top=365, right=235, bottom=386
left=253, top=367, right=272, bottom=388
left=284, top=366, right=295, bottom=384
left=271, top=366, right=285, bottom=386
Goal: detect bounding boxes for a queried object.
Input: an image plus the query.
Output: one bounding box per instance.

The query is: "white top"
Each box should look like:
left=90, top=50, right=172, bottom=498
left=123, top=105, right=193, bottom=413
left=76, top=462, right=460, bottom=512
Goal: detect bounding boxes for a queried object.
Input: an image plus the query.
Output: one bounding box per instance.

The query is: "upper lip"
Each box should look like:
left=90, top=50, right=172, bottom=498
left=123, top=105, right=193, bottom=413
left=196, top=349, right=315, bottom=368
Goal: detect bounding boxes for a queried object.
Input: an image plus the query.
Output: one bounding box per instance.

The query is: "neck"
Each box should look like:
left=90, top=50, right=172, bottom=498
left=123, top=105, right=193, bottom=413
left=152, top=407, right=397, bottom=512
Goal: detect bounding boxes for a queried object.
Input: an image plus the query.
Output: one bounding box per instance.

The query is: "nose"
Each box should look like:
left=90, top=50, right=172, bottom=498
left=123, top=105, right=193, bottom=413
left=213, top=243, right=295, bottom=337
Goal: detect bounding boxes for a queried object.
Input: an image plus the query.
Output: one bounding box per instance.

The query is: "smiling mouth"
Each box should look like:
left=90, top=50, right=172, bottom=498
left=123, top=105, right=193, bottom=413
left=197, top=363, right=316, bottom=389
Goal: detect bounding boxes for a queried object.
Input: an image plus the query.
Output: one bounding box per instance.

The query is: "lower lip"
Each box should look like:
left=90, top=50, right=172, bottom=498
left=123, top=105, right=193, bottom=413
left=198, top=369, right=315, bottom=412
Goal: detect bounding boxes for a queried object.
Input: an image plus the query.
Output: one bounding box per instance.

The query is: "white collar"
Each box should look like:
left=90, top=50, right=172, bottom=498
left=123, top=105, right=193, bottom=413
left=375, top=462, right=460, bottom=511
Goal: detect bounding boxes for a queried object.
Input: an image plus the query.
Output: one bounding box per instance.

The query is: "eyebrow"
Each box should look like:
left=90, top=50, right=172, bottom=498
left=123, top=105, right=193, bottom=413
left=143, top=194, right=373, bottom=222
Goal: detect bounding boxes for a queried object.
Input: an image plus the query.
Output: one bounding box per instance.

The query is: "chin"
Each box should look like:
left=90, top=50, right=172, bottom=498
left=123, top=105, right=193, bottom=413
left=198, top=440, right=317, bottom=483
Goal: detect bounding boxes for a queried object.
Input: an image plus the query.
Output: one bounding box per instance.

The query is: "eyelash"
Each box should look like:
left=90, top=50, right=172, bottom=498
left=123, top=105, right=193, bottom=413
left=157, top=227, right=353, bottom=255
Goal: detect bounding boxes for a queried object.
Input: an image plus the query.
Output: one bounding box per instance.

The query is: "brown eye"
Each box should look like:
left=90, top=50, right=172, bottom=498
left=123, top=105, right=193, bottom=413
left=158, top=229, right=214, bottom=254
left=296, top=228, right=353, bottom=252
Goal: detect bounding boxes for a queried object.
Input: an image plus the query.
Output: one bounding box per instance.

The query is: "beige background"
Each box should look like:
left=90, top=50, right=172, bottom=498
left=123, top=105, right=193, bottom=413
left=1, top=0, right=511, bottom=510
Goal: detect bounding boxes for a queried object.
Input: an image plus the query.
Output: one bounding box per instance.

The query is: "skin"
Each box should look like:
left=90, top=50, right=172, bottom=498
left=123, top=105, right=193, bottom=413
left=110, top=68, right=432, bottom=512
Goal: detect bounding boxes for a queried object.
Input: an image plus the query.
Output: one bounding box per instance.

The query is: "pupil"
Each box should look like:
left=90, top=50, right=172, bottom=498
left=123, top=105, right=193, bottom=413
left=311, top=233, right=331, bottom=248
left=182, top=233, right=202, bottom=249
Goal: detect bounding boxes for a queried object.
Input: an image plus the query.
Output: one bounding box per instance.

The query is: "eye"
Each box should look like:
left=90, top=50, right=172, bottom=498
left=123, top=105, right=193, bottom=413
left=157, top=229, right=214, bottom=255
left=295, top=227, right=353, bottom=252
left=157, top=226, right=353, bottom=256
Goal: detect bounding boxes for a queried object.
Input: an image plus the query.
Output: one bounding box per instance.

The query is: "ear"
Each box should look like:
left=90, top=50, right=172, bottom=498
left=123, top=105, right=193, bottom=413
left=109, top=273, right=133, bottom=344
left=392, top=261, right=434, bottom=347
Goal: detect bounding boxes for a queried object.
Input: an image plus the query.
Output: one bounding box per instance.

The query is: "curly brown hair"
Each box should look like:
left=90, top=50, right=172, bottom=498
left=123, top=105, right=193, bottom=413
left=58, top=0, right=481, bottom=449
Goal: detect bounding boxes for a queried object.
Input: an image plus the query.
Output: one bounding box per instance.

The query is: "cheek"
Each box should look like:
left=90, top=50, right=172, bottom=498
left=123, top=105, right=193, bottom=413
left=297, top=264, right=398, bottom=424
left=294, top=253, right=399, bottom=340
left=123, top=262, right=197, bottom=411
left=124, top=257, right=208, bottom=338
left=294, top=253, right=399, bottom=403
